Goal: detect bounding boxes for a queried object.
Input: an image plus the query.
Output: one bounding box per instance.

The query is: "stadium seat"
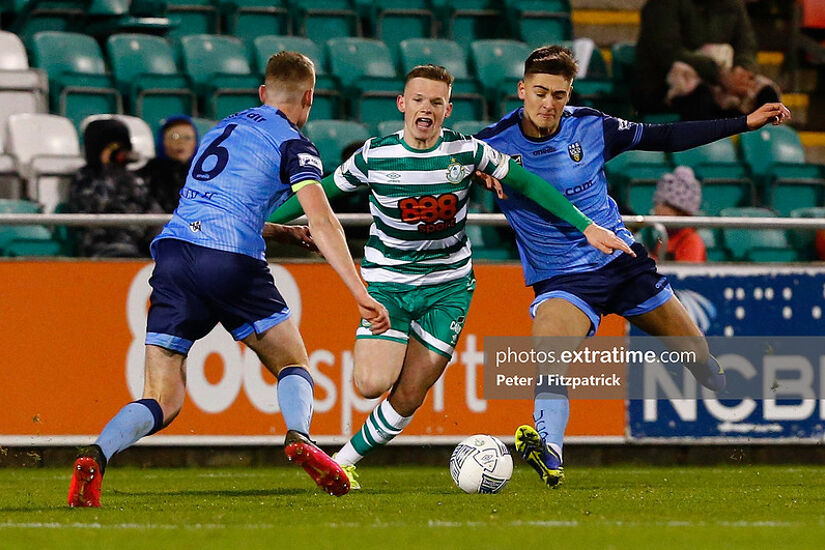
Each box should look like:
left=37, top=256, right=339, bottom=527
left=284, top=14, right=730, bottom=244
left=789, top=207, right=825, bottom=260
left=106, top=34, right=196, bottom=126
left=369, top=0, right=436, bottom=63
left=452, top=120, right=490, bottom=135
left=740, top=125, right=825, bottom=216
left=166, top=0, right=219, bottom=38
left=605, top=150, right=672, bottom=214
left=376, top=120, right=404, bottom=136
left=292, top=0, right=361, bottom=45
left=220, top=0, right=290, bottom=45
left=31, top=31, right=123, bottom=130
left=470, top=39, right=531, bottom=112
left=504, top=0, right=571, bottom=49
left=302, top=119, right=370, bottom=175
left=326, top=38, right=401, bottom=123
left=719, top=207, right=799, bottom=262
left=0, top=30, right=49, bottom=97
left=79, top=114, right=155, bottom=168
left=0, top=198, right=59, bottom=256
left=9, top=0, right=86, bottom=43
left=697, top=228, right=729, bottom=262
left=611, top=42, right=636, bottom=88
left=180, top=35, right=259, bottom=119
left=671, top=138, right=754, bottom=215
left=85, top=0, right=172, bottom=35
left=436, top=0, right=504, bottom=52
left=399, top=38, right=470, bottom=79
left=5, top=113, right=84, bottom=210
left=253, top=36, right=340, bottom=119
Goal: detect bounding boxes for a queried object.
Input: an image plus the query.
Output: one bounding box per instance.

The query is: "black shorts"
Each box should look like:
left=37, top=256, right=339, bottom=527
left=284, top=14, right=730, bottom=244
left=145, top=238, right=290, bottom=354
left=530, top=243, right=673, bottom=336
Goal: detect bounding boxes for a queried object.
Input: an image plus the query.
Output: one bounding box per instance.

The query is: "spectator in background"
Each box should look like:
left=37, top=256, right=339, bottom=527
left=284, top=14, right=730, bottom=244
left=651, top=166, right=707, bottom=262
left=636, top=0, right=781, bottom=121
left=70, top=118, right=162, bottom=257
left=138, top=115, right=199, bottom=213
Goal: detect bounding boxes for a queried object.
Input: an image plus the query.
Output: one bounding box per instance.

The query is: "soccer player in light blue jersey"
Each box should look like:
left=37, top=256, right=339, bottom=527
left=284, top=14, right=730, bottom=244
left=475, top=45, right=791, bottom=487
left=67, top=52, right=389, bottom=507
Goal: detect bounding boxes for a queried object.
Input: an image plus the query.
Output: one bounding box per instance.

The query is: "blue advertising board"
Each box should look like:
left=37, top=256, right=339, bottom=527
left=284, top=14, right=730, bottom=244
left=628, top=265, right=825, bottom=441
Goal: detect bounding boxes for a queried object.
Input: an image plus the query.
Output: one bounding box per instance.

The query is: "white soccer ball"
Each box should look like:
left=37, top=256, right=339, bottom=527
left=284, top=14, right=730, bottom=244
left=450, top=434, right=513, bottom=494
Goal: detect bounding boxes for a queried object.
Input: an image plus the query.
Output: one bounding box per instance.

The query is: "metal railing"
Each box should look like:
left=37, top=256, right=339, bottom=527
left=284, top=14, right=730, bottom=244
left=0, top=213, right=824, bottom=229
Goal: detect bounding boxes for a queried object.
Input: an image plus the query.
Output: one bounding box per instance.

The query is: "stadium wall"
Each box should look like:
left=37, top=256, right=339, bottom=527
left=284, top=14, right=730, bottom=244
left=0, top=261, right=823, bottom=447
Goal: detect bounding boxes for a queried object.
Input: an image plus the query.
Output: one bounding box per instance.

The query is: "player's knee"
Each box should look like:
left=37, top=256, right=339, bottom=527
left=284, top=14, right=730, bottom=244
left=354, top=370, right=391, bottom=399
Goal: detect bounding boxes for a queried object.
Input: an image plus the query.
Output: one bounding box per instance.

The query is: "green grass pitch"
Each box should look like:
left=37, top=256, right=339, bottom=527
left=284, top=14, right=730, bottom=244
left=2, top=465, right=825, bottom=549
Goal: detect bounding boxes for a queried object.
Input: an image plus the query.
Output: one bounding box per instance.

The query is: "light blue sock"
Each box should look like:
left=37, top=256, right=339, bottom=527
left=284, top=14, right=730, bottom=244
left=95, top=399, right=163, bottom=462
left=277, top=366, right=314, bottom=435
left=534, top=394, right=569, bottom=461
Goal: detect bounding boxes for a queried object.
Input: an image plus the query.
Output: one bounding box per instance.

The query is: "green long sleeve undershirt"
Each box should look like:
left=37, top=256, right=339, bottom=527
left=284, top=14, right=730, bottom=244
left=267, top=160, right=593, bottom=233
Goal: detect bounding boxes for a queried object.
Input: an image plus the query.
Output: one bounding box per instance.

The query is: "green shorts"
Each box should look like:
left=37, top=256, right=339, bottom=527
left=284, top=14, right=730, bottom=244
left=356, top=274, right=476, bottom=358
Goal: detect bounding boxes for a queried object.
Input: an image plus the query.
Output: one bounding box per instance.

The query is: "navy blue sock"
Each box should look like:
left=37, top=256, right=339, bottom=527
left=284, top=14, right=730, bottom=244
left=277, top=367, right=314, bottom=435
left=95, top=399, right=164, bottom=462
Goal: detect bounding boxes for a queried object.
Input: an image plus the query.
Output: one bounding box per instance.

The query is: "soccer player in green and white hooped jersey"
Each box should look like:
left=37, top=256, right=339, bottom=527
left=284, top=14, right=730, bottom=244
left=266, top=65, right=633, bottom=489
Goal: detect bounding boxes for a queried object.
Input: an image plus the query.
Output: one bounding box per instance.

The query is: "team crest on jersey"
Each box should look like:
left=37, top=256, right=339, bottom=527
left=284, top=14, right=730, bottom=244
left=568, top=142, right=583, bottom=162
left=511, top=154, right=523, bottom=166
left=446, top=159, right=467, bottom=184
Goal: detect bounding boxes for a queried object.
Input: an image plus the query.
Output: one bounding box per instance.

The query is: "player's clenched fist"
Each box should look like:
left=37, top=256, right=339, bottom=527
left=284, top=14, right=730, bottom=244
left=356, top=294, right=390, bottom=335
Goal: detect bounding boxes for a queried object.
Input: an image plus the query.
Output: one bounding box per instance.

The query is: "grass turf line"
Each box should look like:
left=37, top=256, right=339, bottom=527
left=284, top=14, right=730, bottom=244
left=1, top=465, right=825, bottom=549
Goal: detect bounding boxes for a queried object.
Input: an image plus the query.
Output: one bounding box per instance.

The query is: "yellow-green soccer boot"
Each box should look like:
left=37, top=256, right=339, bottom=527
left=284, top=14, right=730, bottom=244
left=514, top=425, right=564, bottom=488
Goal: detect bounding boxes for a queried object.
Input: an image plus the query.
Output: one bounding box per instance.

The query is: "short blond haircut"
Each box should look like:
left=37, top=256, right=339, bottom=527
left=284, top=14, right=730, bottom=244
left=265, top=51, right=315, bottom=92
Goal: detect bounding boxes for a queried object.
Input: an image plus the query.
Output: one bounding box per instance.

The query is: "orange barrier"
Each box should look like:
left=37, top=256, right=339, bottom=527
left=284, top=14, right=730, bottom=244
left=0, top=260, right=625, bottom=443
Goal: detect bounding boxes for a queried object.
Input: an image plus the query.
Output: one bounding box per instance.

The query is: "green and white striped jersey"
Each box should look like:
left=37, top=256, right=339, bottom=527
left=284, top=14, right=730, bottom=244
left=333, top=128, right=510, bottom=286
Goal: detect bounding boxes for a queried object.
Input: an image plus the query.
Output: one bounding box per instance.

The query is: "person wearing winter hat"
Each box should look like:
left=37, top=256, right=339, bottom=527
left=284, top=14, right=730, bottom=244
left=138, top=115, right=199, bottom=213
left=652, top=166, right=706, bottom=262
left=69, top=118, right=163, bottom=257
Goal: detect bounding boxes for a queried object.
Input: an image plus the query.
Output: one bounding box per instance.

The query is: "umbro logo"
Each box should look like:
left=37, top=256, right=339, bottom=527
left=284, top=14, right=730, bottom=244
left=386, top=172, right=401, bottom=180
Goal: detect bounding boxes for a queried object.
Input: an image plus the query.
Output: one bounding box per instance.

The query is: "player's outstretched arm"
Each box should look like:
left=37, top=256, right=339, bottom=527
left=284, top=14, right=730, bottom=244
left=262, top=223, right=318, bottom=251
left=500, top=160, right=635, bottom=257
left=295, top=183, right=390, bottom=334
left=266, top=175, right=347, bottom=224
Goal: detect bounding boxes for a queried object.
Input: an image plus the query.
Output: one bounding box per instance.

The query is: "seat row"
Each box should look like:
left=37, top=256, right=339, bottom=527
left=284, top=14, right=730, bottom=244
left=3, top=28, right=631, bottom=133
left=3, top=0, right=572, bottom=54
left=604, top=126, right=825, bottom=218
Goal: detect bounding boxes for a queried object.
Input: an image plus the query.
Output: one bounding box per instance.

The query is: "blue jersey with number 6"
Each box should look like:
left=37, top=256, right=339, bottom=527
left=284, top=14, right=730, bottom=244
left=153, top=105, right=324, bottom=260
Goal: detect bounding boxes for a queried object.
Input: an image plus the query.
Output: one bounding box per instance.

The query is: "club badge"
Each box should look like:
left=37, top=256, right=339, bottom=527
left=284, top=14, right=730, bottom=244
left=568, top=142, right=583, bottom=162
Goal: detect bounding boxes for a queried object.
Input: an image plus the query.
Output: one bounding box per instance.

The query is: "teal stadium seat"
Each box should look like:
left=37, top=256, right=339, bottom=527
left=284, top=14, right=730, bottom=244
left=166, top=0, right=220, bottom=38
left=9, top=0, right=86, bottom=42
left=107, top=34, right=196, bottom=127
left=370, top=0, right=435, bottom=63
left=452, top=120, right=490, bottom=135
left=326, top=38, right=401, bottom=126
left=719, top=207, right=799, bottom=262
left=85, top=0, right=172, bottom=36
left=399, top=38, right=487, bottom=121
left=740, top=125, right=825, bottom=215
left=253, top=35, right=340, bottom=119
left=605, top=150, right=672, bottom=214
left=671, top=137, right=754, bottom=215
left=504, top=0, right=571, bottom=49
left=697, top=228, right=729, bottom=262
left=31, top=31, right=123, bottom=130
left=376, top=120, right=404, bottom=136
left=180, top=34, right=259, bottom=119
left=470, top=39, right=531, bottom=115
left=303, top=120, right=371, bottom=175
left=292, top=0, right=361, bottom=46
left=435, top=0, right=504, bottom=52
left=790, top=207, right=825, bottom=260
left=220, top=0, right=290, bottom=45
left=0, top=198, right=60, bottom=256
